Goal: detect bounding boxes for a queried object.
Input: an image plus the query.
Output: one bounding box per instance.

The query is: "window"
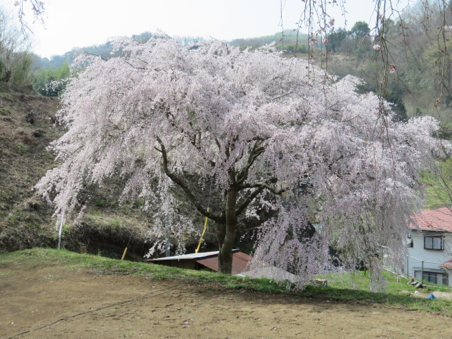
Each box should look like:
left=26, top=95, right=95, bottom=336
left=424, top=236, right=443, bottom=250
left=414, top=271, right=449, bottom=286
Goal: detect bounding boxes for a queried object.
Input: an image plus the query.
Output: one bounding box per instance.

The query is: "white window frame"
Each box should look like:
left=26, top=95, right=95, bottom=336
left=424, top=236, right=444, bottom=250
left=414, top=270, right=449, bottom=285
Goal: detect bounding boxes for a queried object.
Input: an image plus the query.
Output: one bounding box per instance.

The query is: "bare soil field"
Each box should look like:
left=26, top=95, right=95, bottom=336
left=1, top=262, right=451, bottom=339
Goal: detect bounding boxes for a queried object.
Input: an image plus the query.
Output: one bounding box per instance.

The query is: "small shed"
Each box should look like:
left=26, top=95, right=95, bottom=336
left=145, top=249, right=252, bottom=275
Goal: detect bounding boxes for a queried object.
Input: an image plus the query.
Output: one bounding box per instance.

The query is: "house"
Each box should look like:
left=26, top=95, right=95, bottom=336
left=407, top=207, right=452, bottom=286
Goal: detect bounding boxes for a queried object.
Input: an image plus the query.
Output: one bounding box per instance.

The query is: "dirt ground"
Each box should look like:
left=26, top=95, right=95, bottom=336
left=1, top=263, right=451, bottom=339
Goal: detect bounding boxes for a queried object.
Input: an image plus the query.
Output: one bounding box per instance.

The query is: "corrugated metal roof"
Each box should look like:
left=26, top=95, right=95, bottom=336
left=146, top=249, right=240, bottom=262
left=195, top=251, right=252, bottom=275
left=146, top=250, right=299, bottom=281
left=410, top=207, right=452, bottom=232
left=145, top=249, right=252, bottom=275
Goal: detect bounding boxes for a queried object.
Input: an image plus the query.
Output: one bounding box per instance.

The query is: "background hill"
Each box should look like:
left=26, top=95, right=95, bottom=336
left=30, top=14, right=452, bottom=130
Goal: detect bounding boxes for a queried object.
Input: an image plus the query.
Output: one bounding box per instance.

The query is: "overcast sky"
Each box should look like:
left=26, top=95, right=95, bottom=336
left=23, top=0, right=413, bottom=58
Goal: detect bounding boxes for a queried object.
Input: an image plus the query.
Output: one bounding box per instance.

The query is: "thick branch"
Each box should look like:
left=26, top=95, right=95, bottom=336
left=236, top=186, right=266, bottom=217
left=238, top=178, right=282, bottom=194
left=236, top=141, right=266, bottom=185
left=236, top=180, right=286, bottom=217
left=156, top=138, right=224, bottom=223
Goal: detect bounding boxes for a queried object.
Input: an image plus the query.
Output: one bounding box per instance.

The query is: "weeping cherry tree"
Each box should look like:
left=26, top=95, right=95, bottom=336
left=36, top=37, right=448, bottom=289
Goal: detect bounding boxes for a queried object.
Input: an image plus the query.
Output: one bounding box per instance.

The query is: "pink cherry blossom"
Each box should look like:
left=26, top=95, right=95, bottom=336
left=36, top=37, right=448, bottom=290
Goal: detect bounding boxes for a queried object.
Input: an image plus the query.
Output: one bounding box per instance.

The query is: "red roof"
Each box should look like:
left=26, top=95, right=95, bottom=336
left=410, top=207, right=452, bottom=231
left=440, top=260, right=452, bottom=269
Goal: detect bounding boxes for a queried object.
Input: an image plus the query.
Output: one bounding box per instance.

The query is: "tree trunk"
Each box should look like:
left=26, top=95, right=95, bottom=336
left=217, top=188, right=237, bottom=274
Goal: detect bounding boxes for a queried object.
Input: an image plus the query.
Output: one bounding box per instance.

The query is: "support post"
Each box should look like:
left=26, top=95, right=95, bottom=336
left=406, top=254, right=409, bottom=279
left=195, top=208, right=209, bottom=254
left=57, top=208, right=66, bottom=250
left=121, top=247, right=128, bottom=260
left=165, top=214, right=170, bottom=257
left=380, top=246, right=384, bottom=268
left=421, top=261, right=424, bottom=284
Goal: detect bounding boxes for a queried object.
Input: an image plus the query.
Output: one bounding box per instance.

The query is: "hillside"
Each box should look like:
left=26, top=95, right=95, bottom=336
left=0, top=85, right=60, bottom=251
left=0, top=85, right=153, bottom=258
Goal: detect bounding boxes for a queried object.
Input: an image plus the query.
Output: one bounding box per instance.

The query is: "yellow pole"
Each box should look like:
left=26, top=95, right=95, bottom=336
left=121, top=247, right=128, bottom=260
left=195, top=208, right=209, bottom=253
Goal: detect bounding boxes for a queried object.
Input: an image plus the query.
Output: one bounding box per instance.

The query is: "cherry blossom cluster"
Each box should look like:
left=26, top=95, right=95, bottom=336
left=36, top=37, right=448, bottom=289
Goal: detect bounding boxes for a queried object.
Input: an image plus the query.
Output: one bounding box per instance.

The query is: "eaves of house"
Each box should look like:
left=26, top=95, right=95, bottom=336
left=410, top=207, right=452, bottom=232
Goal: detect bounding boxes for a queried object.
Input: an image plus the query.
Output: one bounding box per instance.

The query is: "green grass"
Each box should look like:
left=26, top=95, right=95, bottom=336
left=308, top=270, right=452, bottom=315
left=1, top=248, right=452, bottom=316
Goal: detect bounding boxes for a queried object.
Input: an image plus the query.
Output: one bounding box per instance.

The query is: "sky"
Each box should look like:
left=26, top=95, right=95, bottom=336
left=17, top=0, right=414, bottom=58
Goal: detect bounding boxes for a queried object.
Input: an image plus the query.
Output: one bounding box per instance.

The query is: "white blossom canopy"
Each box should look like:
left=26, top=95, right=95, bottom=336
left=36, top=37, right=447, bottom=289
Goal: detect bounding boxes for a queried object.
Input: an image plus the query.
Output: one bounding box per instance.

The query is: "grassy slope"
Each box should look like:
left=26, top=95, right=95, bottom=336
left=2, top=248, right=450, bottom=316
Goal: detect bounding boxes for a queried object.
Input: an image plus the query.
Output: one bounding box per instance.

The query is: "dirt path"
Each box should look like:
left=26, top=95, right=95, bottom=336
left=1, top=263, right=451, bottom=339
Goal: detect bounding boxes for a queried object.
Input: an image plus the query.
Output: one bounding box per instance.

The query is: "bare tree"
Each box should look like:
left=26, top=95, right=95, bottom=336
left=0, top=5, right=33, bottom=86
